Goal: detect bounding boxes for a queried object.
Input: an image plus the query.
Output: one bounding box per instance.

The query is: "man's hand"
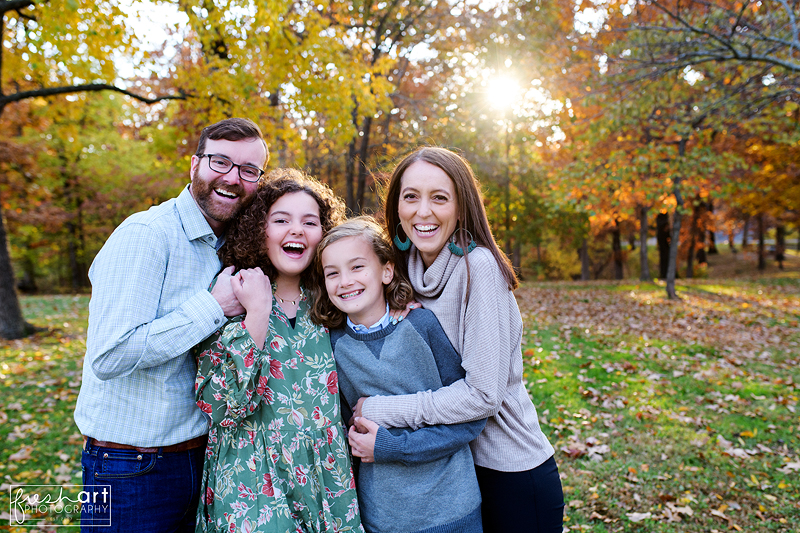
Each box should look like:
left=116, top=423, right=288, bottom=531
left=349, top=417, right=379, bottom=463
left=348, top=397, right=367, bottom=427
left=211, top=266, right=245, bottom=316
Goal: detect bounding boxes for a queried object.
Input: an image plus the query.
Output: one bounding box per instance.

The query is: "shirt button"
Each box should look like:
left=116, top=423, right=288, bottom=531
left=214, top=319, right=220, bottom=324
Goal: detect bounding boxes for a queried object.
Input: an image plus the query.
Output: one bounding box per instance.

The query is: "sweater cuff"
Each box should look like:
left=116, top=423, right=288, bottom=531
left=373, top=426, right=401, bottom=464
left=363, top=394, right=421, bottom=430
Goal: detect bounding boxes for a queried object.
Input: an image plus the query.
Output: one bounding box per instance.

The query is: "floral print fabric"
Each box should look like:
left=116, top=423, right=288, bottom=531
left=194, top=296, right=363, bottom=533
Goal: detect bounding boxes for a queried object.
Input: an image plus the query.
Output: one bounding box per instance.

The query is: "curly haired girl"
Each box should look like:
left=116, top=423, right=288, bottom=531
left=193, top=169, right=364, bottom=533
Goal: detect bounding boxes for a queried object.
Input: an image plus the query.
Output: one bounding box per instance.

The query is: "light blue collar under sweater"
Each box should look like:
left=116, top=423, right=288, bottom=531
left=346, top=303, right=391, bottom=334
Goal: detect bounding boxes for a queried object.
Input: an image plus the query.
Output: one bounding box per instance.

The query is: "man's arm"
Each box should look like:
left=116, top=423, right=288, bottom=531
left=87, top=223, right=225, bottom=380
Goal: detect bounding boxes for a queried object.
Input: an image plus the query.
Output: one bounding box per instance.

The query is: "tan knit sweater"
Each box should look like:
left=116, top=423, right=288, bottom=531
left=362, top=245, right=555, bottom=471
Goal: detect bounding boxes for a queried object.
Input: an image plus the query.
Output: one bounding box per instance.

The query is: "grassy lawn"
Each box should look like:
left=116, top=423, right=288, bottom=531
left=1, top=296, right=88, bottom=529
left=1, top=276, right=798, bottom=531
left=517, top=276, right=800, bottom=531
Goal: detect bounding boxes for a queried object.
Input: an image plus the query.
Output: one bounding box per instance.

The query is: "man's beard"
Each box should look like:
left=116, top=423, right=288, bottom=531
left=191, top=167, right=253, bottom=226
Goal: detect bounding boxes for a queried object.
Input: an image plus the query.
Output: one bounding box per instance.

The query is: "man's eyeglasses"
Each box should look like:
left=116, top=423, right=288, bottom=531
left=199, top=154, right=265, bottom=183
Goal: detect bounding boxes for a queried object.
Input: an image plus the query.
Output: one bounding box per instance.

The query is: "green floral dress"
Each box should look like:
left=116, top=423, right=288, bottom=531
left=194, top=294, right=363, bottom=533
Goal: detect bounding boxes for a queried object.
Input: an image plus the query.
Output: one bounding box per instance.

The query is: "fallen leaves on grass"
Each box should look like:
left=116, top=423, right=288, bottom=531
left=561, top=435, right=610, bottom=461
left=778, top=462, right=800, bottom=474
left=516, top=281, right=800, bottom=363
left=8, top=445, right=33, bottom=462
left=626, top=511, right=651, bottom=522
left=521, top=280, right=800, bottom=532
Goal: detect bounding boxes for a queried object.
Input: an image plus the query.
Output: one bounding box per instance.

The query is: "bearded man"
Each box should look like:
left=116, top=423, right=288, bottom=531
left=74, top=118, right=268, bottom=532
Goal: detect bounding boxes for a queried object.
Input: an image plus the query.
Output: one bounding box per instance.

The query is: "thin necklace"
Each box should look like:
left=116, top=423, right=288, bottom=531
left=274, top=287, right=303, bottom=306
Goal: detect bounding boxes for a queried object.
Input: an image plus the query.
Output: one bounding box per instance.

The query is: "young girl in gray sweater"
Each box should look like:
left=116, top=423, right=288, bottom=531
left=311, top=216, right=484, bottom=533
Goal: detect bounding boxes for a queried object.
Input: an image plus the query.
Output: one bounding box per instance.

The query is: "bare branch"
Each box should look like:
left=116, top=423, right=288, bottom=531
left=0, top=84, right=187, bottom=108
left=0, top=0, right=35, bottom=15
left=621, top=0, right=800, bottom=74
left=776, top=0, right=800, bottom=46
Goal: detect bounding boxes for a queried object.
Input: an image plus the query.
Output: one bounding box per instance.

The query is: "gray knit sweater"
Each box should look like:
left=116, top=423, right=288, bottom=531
left=362, top=245, right=555, bottom=471
left=331, top=309, right=482, bottom=533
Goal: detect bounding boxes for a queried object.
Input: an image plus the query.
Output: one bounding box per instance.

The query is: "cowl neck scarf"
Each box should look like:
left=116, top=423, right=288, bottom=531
left=406, top=244, right=463, bottom=299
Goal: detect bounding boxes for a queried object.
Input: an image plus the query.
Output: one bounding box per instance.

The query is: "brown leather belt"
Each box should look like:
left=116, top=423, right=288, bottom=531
left=86, top=435, right=207, bottom=454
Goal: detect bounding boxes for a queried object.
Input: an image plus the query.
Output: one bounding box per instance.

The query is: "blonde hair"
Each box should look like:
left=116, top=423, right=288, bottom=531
left=309, top=216, right=414, bottom=329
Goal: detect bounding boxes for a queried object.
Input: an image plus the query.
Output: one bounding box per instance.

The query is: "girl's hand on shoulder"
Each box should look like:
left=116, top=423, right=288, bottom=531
left=233, top=267, right=272, bottom=315
left=349, top=417, right=379, bottom=463
left=389, top=300, right=419, bottom=324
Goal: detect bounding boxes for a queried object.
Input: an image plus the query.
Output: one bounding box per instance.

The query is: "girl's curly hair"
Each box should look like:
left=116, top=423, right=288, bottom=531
left=309, top=216, right=414, bottom=329
left=219, top=168, right=346, bottom=298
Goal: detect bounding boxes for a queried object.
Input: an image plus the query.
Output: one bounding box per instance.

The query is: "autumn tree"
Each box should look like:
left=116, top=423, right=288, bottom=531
left=9, top=93, right=168, bottom=291
left=720, top=106, right=800, bottom=268
left=0, top=0, right=185, bottom=338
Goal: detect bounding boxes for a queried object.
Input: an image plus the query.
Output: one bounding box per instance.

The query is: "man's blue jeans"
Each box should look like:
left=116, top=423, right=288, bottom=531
left=81, top=439, right=204, bottom=532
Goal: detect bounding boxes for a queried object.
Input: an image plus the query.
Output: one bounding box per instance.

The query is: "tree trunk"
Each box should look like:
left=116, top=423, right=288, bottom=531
left=728, top=231, right=737, bottom=253
left=612, top=220, right=623, bottom=280
left=705, top=231, right=716, bottom=256
left=686, top=205, right=698, bottom=279
left=757, top=214, right=766, bottom=270
left=344, top=101, right=360, bottom=214
left=628, top=232, right=636, bottom=251
left=707, top=200, right=718, bottom=254
left=503, top=125, right=512, bottom=259
left=666, top=203, right=683, bottom=298
left=776, top=224, right=786, bottom=269
left=742, top=216, right=750, bottom=248
left=326, top=158, right=334, bottom=187
left=656, top=212, right=670, bottom=279
left=0, top=208, right=29, bottom=339
left=345, top=140, right=356, bottom=213
left=666, top=139, right=686, bottom=300
left=18, top=255, right=37, bottom=294
left=512, top=241, right=521, bottom=278
left=64, top=171, right=89, bottom=290
left=580, top=238, right=590, bottom=281
left=67, top=220, right=81, bottom=291
left=696, top=230, right=707, bottom=265
left=355, top=115, right=373, bottom=214
left=639, top=205, right=650, bottom=281
left=696, top=202, right=708, bottom=265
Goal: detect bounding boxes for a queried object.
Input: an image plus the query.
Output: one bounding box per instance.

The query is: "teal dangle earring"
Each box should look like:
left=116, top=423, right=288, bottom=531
left=393, top=223, right=411, bottom=251
left=448, top=228, right=477, bottom=256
